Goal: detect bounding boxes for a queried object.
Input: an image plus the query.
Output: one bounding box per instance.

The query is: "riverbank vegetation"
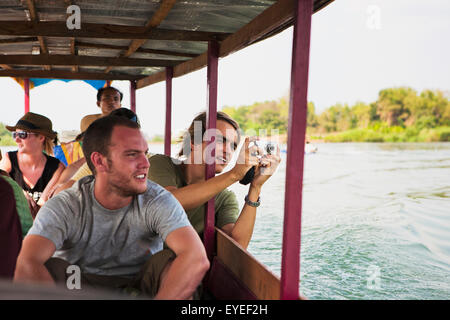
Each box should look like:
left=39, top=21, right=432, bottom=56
left=2, top=87, right=449, bottom=145
left=222, top=87, right=450, bottom=142
left=0, top=123, right=15, bottom=146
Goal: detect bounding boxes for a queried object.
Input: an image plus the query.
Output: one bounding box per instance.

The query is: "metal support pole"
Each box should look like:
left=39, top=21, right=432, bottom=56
left=24, top=78, right=30, bottom=114
left=280, top=0, right=313, bottom=300
left=130, top=80, right=136, bottom=113
left=164, top=67, right=173, bottom=156
left=203, top=40, right=219, bottom=261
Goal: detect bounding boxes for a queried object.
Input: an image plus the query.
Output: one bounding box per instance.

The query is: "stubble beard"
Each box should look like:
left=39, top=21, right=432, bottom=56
left=107, top=164, right=147, bottom=197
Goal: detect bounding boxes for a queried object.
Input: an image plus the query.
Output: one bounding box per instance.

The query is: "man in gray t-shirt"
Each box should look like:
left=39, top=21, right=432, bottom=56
left=14, top=115, right=210, bottom=299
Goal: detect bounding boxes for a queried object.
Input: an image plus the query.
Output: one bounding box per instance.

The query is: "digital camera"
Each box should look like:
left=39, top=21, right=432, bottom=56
left=250, top=140, right=276, bottom=157
left=240, top=140, right=277, bottom=185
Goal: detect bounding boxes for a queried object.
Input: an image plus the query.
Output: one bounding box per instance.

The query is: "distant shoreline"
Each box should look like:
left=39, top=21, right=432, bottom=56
left=309, top=126, right=450, bottom=143
left=2, top=139, right=450, bottom=148
left=2, top=126, right=450, bottom=148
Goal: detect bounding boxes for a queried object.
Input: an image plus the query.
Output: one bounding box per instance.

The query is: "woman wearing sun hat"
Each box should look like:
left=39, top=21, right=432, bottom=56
left=0, top=112, right=65, bottom=214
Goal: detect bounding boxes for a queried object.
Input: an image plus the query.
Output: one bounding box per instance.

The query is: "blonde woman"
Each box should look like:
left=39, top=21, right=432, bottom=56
left=0, top=112, right=64, bottom=215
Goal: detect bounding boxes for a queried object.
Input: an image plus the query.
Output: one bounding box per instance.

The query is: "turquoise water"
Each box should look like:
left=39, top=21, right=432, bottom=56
left=228, top=142, right=450, bottom=300
left=3, top=142, right=449, bottom=299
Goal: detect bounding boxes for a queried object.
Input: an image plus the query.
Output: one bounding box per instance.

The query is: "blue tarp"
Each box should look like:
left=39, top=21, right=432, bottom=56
left=29, top=79, right=107, bottom=90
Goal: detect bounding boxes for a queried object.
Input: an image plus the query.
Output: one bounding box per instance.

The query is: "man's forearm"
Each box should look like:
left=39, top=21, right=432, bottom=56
left=14, top=259, right=55, bottom=285
left=154, top=252, right=209, bottom=300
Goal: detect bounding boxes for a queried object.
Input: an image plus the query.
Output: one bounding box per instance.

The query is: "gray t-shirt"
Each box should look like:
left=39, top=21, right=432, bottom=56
left=28, top=175, right=190, bottom=277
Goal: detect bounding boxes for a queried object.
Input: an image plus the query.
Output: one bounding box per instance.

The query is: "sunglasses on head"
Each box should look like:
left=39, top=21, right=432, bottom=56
left=12, top=131, right=38, bottom=139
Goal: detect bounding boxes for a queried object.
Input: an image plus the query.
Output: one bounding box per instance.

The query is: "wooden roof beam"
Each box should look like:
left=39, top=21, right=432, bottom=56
left=0, top=54, right=180, bottom=68
left=105, top=0, right=177, bottom=73
left=24, top=0, right=50, bottom=70
left=125, top=0, right=177, bottom=57
left=64, top=1, right=78, bottom=72
left=0, top=69, right=143, bottom=81
left=70, top=38, right=78, bottom=72
left=0, top=21, right=230, bottom=41
left=0, top=37, right=38, bottom=44
left=76, top=41, right=197, bottom=58
left=136, top=0, right=334, bottom=89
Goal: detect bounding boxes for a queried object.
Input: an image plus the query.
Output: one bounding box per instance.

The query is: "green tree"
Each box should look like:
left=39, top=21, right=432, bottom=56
left=222, top=87, right=449, bottom=142
left=419, top=90, right=450, bottom=126
left=0, top=122, right=16, bottom=146
left=375, top=87, right=417, bottom=126
left=307, top=102, right=318, bottom=130
left=351, top=102, right=372, bottom=128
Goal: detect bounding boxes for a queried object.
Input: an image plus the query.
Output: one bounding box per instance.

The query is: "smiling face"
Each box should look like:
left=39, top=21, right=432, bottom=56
left=102, top=126, right=150, bottom=196
left=97, top=87, right=122, bottom=115
left=194, top=120, right=239, bottom=173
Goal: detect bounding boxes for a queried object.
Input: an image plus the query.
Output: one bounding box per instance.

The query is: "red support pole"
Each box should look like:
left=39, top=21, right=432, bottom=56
left=106, top=80, right=111, bottom=87
left=164, top=67, right=173, bottom=157
left=203, top=41, right=219, bottom=261
left=280, top=0, right=313, bottom=300
left=24, top=78, right=30, bottom=114
left=130, top=80, right=136, bottom=113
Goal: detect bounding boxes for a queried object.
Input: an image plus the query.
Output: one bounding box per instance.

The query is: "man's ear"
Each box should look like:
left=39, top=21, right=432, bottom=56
left=90, top=152, right=108, bottom=173
left=96, top=100, right=101, bottom=108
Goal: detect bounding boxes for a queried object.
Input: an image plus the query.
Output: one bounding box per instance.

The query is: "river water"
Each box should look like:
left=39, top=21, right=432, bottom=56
left=227, top=142, right=450, bottom=300
left=2, top=142, right=449, bottom=299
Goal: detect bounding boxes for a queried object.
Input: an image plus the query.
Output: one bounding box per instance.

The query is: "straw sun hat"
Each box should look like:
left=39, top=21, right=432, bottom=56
left=6, top=112, right=57, bottom=140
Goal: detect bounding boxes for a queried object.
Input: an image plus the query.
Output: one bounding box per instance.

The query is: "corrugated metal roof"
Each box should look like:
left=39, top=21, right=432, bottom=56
left=0, top=0, right=333, bottom=82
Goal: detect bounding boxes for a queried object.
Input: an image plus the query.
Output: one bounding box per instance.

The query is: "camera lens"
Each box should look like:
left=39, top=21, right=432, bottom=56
left=266, top=143, right=275, bottom=155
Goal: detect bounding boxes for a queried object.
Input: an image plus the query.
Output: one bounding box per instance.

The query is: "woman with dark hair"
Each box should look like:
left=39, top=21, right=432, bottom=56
left=0, top=112, right=65, bottom=215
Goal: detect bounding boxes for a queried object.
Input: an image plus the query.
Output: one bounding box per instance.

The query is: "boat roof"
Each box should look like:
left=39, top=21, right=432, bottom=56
left=0, top=0, right=333, bottom=88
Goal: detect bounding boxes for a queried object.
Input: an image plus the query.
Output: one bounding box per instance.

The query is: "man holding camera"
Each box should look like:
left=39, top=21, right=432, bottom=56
left=148, top=111, right=281, bottom=249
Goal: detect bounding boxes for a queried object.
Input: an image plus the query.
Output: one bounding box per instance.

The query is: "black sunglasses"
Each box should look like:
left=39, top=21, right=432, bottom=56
left=12, top=131, right=38, bottom=139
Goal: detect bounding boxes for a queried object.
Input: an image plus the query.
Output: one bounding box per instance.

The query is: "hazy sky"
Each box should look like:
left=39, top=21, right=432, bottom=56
left=1, top=0, right=449, bottom=138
